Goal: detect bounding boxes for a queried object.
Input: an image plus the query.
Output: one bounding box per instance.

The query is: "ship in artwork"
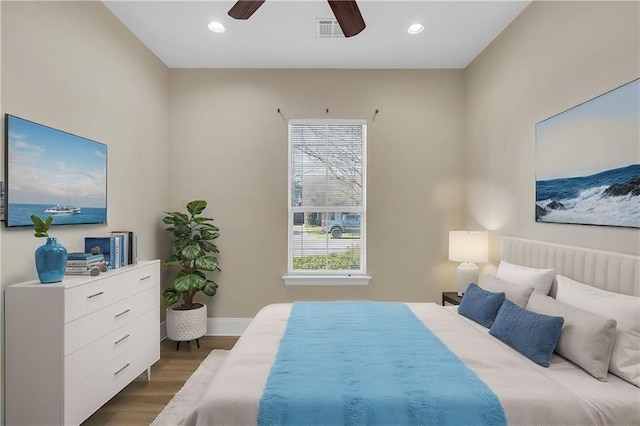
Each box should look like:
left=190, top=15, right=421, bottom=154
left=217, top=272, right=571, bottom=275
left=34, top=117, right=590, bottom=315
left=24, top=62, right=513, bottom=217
left=44, top=204, right=81, bottom=215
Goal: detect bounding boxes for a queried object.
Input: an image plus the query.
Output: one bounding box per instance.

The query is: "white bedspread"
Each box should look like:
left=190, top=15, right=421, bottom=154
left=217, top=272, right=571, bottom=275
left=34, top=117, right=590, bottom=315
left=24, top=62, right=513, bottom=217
left=185, top=303, right=640, bottom=426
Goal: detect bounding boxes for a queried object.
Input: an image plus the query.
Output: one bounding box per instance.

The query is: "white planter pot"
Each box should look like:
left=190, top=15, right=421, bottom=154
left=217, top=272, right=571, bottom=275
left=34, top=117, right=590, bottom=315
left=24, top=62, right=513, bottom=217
left=166, top=303, right=207, bottom=341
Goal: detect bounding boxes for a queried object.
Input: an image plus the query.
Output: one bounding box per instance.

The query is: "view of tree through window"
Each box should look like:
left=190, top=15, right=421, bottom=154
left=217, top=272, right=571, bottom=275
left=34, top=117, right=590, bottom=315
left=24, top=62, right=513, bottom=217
left=288, top=120, right=366, bottom=273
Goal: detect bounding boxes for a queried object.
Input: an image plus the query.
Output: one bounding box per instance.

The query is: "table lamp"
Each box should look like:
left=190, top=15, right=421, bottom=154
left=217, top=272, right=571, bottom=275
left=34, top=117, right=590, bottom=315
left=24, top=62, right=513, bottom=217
left=449, top=231, right=489, bottom=296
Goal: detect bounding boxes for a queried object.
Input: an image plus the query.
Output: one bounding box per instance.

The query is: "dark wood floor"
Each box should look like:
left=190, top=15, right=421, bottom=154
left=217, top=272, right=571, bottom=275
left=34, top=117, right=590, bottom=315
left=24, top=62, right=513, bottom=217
left=82, top=336, right=238, bottom=426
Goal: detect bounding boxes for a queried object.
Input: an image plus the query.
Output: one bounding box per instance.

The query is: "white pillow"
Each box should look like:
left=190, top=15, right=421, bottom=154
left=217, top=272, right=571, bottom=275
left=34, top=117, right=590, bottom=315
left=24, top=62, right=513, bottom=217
left=496, top=261, right=554, bottom=295
left=480, top=274, right=534, bottom=308
left=556, top=275, right=640, bottom=387
left=527, top=293, right=617, bottom=381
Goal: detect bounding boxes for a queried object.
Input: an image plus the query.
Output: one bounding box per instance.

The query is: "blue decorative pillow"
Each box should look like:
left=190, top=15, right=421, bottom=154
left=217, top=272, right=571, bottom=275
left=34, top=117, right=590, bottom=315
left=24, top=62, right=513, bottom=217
left=489, top=299, right=564, bottom=367
left=457, top=283, right=505, bottom=328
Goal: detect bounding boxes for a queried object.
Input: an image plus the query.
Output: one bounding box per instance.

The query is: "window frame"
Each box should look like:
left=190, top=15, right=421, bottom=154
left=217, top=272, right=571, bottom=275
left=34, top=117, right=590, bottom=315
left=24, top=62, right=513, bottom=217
left=283, top=119, right=370, bottom=286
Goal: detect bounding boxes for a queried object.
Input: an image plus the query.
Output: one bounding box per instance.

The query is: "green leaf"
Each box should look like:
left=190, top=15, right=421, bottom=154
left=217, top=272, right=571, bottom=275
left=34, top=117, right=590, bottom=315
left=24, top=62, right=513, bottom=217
left=198, top=223, right=219, bottom=231
left=202, top=280, right=218, bottom=297
left=30, top=215, right=51, bottom=238
left=162, top=288, right=181, bottom=307
left=198, top=227, right=216, bottom=236
left=199, top=231, right=220, bottom=241
left=187, top=200, right=207, bottom=216
left=173, top=223, right=190, bottom=237
left=193, top=270, right=207, bottom=279
left=193, top=216, right=214, bottom=223
left=173, top=272, right=193, bottom=292
left=193, top=278, right=206, bottom=290
left=200, top=241, right=219, bottom=253
left=165, top=212, right=189, bottom=224
left=204, top=239, right=218, bottom=248
left=30, top=214, right=44, bottom=227
left=174, top=223, right=189, bottom=231
left=181, top=244, right=202, bottom=260
left=174, top=272, right=206, bottom=292
left=194, top=256, right=218, bottom=271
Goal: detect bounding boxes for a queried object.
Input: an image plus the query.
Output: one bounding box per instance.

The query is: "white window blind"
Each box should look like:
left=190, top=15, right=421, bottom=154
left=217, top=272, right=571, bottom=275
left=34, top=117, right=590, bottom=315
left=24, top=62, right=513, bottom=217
left=287, top=119, right=367, bottom=278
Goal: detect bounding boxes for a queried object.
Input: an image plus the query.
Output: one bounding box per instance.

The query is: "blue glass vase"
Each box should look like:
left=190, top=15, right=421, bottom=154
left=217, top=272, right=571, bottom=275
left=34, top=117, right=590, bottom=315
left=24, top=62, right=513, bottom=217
left=35, top=237, right=68, bottom=283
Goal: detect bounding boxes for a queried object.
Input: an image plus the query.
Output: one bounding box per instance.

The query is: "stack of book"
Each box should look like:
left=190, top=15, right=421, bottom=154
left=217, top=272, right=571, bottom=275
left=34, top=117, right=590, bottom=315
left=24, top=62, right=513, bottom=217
left=66, top=252, right=105, bottom=275
left=84, top=232, right=137, bottom=271
left=110, top=231, right=138, bottom=267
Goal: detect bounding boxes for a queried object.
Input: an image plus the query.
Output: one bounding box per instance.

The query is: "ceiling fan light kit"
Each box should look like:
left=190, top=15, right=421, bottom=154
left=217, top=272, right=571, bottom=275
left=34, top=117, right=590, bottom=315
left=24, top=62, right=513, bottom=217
left=207, top=21, right=226, bottom=33
left=408, top=23, right=424, bottom=35
left=228, top=0, right=366, bottom=38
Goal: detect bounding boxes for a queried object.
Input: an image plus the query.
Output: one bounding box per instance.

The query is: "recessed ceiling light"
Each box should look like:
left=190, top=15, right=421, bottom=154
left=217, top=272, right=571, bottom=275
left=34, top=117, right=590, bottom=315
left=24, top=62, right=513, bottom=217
left=208, top=21, right=225, bottom=33
left=407, top=23, right=424, bottom=35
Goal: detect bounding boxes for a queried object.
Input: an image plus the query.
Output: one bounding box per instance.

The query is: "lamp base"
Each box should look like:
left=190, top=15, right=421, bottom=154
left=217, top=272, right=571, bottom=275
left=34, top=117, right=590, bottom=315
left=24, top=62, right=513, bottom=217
left=456, top=262, right=478, bottom=296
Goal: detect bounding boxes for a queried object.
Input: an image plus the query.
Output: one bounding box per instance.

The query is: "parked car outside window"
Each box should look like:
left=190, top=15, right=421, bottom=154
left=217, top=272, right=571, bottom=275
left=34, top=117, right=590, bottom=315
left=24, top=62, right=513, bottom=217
left=320, top=214, right=361, bottom=239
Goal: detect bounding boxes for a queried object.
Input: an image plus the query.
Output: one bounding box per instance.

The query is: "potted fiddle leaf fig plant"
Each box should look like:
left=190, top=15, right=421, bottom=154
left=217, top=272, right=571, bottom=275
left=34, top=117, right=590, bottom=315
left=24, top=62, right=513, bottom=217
left=163, top=200, right=220, bottom=347
left=31, top=214, right=68, bottom=283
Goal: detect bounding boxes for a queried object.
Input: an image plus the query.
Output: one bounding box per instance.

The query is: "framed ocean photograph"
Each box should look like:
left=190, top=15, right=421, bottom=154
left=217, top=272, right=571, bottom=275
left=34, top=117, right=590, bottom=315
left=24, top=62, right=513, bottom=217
left=3, top=114, right=107, bottom=227
left=535, top=79, right=640, bottom=229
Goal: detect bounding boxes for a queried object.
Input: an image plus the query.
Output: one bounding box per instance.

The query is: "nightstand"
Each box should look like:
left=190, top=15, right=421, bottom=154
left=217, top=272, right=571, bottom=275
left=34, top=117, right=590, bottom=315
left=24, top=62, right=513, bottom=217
left=442, top=291, right=463, bottom=306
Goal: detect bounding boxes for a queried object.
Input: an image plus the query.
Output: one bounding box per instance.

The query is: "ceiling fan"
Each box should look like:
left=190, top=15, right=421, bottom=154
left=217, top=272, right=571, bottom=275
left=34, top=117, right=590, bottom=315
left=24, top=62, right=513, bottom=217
left=228, top=0, right=366, bottom=38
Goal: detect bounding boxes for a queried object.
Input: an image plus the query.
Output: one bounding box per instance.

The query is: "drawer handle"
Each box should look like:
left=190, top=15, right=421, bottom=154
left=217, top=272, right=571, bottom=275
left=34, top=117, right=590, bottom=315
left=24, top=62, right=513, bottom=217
left=87, top=291, right=104, bottom=299
left=114, top=334, right=130, bottom=345
left=114, top=363, right=130, bottom=376
left=115, top=309, right=131, bottom=318
left=140, top=275, right=152, bottom=282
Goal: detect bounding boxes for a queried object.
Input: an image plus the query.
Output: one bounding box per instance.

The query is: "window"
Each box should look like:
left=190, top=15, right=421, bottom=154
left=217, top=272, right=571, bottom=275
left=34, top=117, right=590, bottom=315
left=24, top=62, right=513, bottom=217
left=284, top=119, right=369, bottom=285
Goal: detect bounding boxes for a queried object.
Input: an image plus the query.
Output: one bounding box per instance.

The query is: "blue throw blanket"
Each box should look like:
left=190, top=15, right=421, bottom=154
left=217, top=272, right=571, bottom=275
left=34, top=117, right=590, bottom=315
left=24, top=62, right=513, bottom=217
left=258, top=301, right=506, bottom=426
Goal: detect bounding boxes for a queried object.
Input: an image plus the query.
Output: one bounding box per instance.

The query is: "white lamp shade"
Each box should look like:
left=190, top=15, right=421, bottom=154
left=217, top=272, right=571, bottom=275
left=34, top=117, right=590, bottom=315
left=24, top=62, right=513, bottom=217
left=449, top=231, right=489, bottom=263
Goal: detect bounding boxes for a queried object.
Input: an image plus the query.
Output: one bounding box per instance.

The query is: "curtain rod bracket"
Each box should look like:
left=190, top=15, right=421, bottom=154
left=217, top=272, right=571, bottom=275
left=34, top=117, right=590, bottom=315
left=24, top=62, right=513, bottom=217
left=277, top=108, right=286, bottom=121
left=373, top=109, right=379, bottom=122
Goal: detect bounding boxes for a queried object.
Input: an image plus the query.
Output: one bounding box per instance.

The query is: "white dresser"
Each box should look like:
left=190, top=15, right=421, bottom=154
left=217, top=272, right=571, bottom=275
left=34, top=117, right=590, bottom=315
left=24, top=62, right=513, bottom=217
left=5, top=260, right=161, bottom=426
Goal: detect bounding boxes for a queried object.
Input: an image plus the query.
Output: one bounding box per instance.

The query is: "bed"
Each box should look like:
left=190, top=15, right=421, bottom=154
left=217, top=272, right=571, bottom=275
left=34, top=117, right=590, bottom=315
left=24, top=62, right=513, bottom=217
left=185, top=237, right=640, bottom=425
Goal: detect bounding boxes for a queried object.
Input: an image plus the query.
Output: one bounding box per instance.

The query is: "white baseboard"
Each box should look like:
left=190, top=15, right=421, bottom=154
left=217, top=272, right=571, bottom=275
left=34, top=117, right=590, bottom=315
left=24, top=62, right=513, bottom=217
left=160, top=317, right=252, bottom=340
left=206, top=317, right=252, bottom=336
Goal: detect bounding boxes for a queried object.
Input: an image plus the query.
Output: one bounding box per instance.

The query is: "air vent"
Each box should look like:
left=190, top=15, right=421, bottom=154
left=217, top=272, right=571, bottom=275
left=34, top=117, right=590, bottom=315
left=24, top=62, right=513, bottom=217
left=316, top=18, right=344, bottom=38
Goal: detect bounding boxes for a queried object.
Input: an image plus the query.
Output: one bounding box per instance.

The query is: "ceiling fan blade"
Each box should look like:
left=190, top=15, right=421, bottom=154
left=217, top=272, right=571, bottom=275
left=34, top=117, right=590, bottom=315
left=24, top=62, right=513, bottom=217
left=228, top=0, right=265, bottom=20
left=327, top=0, right=366, bottom=38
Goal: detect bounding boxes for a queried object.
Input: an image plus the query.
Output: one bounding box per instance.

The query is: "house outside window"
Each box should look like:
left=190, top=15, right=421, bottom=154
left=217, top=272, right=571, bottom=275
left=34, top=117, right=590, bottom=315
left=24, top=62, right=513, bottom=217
left=284, top=119, right=370, bottom=286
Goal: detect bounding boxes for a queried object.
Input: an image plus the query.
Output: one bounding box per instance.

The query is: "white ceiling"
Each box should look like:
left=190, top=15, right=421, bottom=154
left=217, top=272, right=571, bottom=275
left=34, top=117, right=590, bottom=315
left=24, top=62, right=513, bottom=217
left=103, top=0, right=531, bottom=69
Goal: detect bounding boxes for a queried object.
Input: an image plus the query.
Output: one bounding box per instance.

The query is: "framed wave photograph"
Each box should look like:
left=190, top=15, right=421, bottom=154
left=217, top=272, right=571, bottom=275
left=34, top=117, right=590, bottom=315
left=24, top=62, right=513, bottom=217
left=535, top=79, right=640, bottom=229
left=3, top=114, right=107, bottom=227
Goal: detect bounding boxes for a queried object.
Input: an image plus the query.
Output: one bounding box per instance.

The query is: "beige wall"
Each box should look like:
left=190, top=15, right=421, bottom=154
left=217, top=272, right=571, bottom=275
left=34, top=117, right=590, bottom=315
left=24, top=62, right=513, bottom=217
left=169, top=69, right=465, bottom=317
left=465, top=0, right=640, bottom=261
left=1, top=2, right=170, bottom=284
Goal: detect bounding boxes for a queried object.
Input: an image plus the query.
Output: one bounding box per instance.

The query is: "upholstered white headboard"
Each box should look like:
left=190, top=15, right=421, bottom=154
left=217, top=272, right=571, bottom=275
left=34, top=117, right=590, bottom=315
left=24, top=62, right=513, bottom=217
left=501, top=237, right=640, bottom=297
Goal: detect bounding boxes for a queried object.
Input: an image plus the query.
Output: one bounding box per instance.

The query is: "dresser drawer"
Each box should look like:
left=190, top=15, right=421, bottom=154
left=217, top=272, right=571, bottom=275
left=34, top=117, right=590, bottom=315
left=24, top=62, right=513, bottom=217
left=122, top=262, right=159, bottom=298
left=65, top=284, right=158, bottom=355
left=64, top=332, right=160, bottom=426
left=65, top=307, right=159, bottom=390
left=65, top=274, right=123, bottom=323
